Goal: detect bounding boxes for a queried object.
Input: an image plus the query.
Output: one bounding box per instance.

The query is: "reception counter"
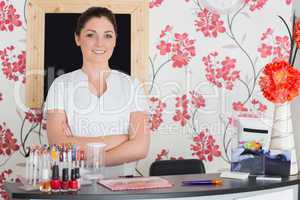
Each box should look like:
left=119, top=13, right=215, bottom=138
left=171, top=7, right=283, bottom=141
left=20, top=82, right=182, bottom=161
left=5, top=173, right=300, bottom=200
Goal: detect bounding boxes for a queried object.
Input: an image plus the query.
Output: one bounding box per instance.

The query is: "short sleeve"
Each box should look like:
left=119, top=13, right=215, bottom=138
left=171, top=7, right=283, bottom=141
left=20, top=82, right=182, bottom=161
left=130, top=79, right=150, bottom=113
left=44, top=78, right=66, bottom=116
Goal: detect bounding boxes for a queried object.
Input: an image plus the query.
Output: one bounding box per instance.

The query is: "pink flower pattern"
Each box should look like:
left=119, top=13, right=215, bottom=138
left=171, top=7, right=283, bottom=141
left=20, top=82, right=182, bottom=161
left=189, top=91, right=205, bottom=109
left=194, top=8, right=225, bottom=38
left=149, top=97, right=166, bottom=132
left=0, top=169, right=12, bottom=200
left=0, top=122, right=19, bottom=156
left=25, top=109, right=43, bottom=123
left=251, top=99, right=268, bottom=112
left=173, top=91, right=206, bottom=127
left=25, top=109, right=47, bottom=130
left=156, top=149, right=169, bottom=160
left=173, top=94, right=190, bottom=126
left=258, top=28, right=290, bottom=62
left=202, top=52, right=240, bottom=90
left=155, top=149, right=184, bottom=161
left=244, top=0, right=268, bottom=12
left=285, top=0, right=292, bottom=5
left=0, top=46, right=26, bottom=83
left=0, top=1, right=22, bottom=31
left=257, top=43, right=272, bottom=58
left=232, top=101, right=248, bottom=112
left=157, top=26, right=196, bottom=68
left=232, top=99, right=267, bottom=113
left=191, top=129, right=221, bottom=162
left=149, top=0, right=164, bottom=9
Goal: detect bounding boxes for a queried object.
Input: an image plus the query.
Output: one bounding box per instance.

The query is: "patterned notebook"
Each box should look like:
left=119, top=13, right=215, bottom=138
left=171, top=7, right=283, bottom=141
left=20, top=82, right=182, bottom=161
left=98, top=177, right=173, bottom=191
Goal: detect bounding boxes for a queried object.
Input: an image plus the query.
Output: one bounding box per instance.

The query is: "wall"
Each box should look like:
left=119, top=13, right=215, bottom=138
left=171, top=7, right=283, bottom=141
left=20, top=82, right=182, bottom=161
left=0, top=0, right=294, bottom=199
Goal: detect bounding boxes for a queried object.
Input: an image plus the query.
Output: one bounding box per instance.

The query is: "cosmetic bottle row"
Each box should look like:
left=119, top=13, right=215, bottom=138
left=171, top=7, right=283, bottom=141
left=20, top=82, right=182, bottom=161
left=40, top=165, right=81, bottom=192
left=26, top=144, right=86, bottom=187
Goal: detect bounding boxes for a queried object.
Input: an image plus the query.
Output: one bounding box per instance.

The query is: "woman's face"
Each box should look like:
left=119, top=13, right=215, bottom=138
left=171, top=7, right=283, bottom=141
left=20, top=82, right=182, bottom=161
left=75, top=16, right=116, bottom=65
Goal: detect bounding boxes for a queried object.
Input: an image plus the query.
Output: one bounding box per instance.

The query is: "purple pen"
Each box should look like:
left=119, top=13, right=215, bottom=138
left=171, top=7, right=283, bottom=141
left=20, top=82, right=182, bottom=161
left=182, top=179, right=223, bottom=186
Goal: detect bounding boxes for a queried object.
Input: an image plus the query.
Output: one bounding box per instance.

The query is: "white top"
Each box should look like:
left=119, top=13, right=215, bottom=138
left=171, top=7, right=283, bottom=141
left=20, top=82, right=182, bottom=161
left=45, top=69, right=149, bottom=136
left=44, top=69, right=149, bottom=177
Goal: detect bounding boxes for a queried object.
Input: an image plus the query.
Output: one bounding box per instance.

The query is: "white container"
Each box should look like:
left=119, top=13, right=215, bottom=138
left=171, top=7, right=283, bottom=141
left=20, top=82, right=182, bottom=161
left=85, top=142, right=106, bottom=180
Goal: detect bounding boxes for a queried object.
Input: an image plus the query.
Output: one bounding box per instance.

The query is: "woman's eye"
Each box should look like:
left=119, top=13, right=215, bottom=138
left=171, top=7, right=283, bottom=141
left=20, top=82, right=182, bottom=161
left=104, top=34, right=113, bottom=39
left=86, top=33, right=95, bottom=37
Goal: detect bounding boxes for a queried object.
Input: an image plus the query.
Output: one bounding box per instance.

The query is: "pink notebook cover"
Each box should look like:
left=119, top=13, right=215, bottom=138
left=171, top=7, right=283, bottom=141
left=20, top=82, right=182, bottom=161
left=98, top=177, right=173, bottom=191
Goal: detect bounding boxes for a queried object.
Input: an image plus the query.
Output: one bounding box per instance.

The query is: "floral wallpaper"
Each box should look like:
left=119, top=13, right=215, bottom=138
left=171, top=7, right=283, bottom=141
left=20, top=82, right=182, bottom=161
left=0, top=0, right=294, bottom=199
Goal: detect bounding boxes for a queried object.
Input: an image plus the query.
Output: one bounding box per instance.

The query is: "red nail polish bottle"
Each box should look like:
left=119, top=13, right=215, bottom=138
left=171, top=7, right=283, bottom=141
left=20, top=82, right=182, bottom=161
left=69, top=169, right=78, bottom=191
left=61, top=168, right=69, bottom=192
left=50, top=165, right=61, bottom=192
left=75, top=168, right=81, bottom=189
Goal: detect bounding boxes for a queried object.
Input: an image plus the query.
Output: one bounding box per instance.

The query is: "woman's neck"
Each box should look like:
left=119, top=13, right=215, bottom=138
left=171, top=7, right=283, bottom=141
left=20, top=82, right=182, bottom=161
left=81, top=62, right=111, bottom=80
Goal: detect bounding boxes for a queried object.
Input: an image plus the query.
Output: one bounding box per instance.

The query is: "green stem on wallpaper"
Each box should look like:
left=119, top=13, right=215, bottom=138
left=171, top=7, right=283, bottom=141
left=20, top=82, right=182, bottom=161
left=278, top=15, right=293, bottom=63
left=226, top=6, right=257, bottom=102
left=238, top=78, right=251, bottom=103
left=292, top=47, right=298, bottom=66
left=290, top=13, right=296, bottom=63
left=20, top=117, right=26, bottom=156
left=222, top=3, right=260, bottom=163
left=191, top=108, right=198, bottom=133
left=148, top=59, right=171, bottom=94
left=222, top=122, right=231, bottom=162
left=193, top=0, right=202, bottom=10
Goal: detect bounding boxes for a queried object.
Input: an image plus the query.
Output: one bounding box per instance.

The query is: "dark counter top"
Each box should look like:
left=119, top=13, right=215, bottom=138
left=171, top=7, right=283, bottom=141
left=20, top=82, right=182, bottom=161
left=5, top=173, right=300, bottom=200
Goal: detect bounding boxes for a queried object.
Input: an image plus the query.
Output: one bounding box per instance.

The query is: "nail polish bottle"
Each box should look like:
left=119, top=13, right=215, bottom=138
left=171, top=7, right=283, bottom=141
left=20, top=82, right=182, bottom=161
left=61, top=168, right=69, bottom=192
left=75, top=168, right=81, bottom=189
left=69, top=169, right=78, bottom=191
left=50, top=165, right=61, bottom=192
left=39, top=169, right=51, bottom=192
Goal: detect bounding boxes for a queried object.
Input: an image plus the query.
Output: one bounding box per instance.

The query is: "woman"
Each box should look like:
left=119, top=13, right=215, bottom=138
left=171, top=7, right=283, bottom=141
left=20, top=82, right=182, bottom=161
left=45, top=7, right=150, bottom=177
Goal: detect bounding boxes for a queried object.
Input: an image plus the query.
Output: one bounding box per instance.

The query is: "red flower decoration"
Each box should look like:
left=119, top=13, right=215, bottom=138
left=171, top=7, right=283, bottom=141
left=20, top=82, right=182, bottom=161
left=189, top=91, right=205, bottom=108
left=285, top=0, right=292, bottom=5
left=170, top=156, right=184, bottom=160
left=149, top=0, right=164, bottom=9
left=244, top=0, right=268, bottom=12
left=173, top=95, right=190, bottom=126
left=0, top=46, right=26, bottom=83
left=232, top=101, right=248, bottom=112
left=149, top=97, right=166, bottom=131
left=258, top=29, right=290, bottom=62
left=156, top=41, right=171, bottom=55
left=0, top=123, right=19, bottom=156
left=155, top=149, right=184, bottom=161
left=251, top=99, right=268, bottom=112
left=203, top=52, right=240, bottom=90
left=156, top=149, right=169, bottom=160
left=25, top=109, right=43, bottom=123
left=173, top=110, right=190, bottom=126
left=259, top=60, right=300, bottom=103
left=190, top=129, right=221, bottom=162
left=194, top=8, right=225, bottom=38
left=257, top=43, right=272, bottom=58
left=0, top=169, right=12, bottom=200
left=0, top=1, right=22, bottom=32
left=171, top=33, right=196, bottom=68
left=175, top=94, right=188, bottom=108
left=159, top=25, right=172, bottom=38
left=154, top=26, right=196, bottom=70
left=294, top=19, right=300, bottom=49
